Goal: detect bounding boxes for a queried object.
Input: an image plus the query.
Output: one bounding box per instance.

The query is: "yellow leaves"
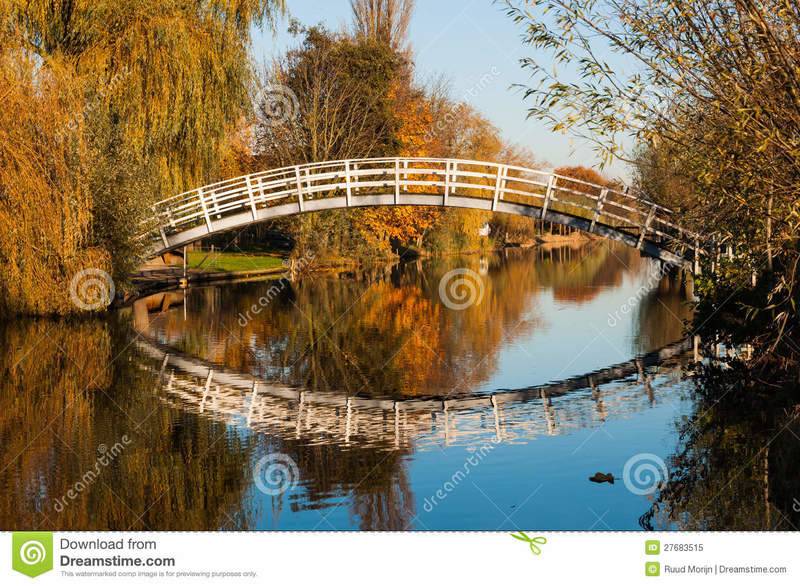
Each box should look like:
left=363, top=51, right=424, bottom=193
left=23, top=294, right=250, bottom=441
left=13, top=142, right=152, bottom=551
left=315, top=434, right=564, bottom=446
left=0, top=50, right=114, bottom=316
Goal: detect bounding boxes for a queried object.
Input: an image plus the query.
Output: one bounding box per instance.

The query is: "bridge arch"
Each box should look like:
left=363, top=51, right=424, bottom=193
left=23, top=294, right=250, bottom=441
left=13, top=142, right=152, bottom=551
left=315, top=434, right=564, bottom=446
left=145, top=157, right=701, bottom=268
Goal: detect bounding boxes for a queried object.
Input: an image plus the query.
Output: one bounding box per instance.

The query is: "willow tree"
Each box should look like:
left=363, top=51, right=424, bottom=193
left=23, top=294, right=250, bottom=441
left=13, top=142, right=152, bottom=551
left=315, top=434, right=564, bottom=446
left=501, top=0, right=800, bottom=374
left=5, top=0, right=284, bottom=191
left=0, top=0, right=284, bottom=314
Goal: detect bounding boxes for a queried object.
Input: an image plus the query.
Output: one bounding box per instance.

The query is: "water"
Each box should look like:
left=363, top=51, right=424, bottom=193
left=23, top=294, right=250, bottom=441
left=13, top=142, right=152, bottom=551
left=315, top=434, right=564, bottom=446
left=1, top=241, right=793, bottom=531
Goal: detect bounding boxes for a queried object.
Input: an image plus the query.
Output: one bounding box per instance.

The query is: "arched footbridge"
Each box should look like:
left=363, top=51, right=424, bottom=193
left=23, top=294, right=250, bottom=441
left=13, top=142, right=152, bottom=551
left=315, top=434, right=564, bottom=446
left=145, top=158, right=704, bottom=269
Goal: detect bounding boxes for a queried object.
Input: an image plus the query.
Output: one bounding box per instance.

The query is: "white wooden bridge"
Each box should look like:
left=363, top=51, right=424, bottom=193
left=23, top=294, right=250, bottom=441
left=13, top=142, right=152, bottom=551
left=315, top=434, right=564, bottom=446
left=145, top=158, right=705, bottom=269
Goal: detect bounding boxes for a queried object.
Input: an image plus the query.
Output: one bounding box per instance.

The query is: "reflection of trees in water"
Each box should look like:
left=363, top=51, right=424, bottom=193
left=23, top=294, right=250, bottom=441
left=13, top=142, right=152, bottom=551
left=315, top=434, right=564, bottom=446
left=534, top=241, right=641, bottom=304
left=149, top=242, right=670, bottom=399
left=635, top=269, right=694, bottom=354
left=0, top=319, right=256, bottom=530
left=641, top=367, right=800, bottom=530
left=138, top=243, right=694, bottom=530
left=151, top=253, right=548, bottom=397
left=282, top=440, right=415, bottom=531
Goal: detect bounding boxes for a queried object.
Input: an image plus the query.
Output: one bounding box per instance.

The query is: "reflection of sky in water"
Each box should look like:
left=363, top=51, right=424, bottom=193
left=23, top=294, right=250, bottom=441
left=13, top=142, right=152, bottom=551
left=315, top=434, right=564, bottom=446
left=485, top=263, right=671, bottom=392
left=243, top=385, right=691, bottom=531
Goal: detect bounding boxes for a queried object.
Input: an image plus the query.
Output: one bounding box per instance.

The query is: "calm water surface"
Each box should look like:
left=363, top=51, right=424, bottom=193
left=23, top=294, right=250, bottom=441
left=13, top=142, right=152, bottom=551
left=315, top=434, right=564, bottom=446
left=2, top=242, right=791, bottom=530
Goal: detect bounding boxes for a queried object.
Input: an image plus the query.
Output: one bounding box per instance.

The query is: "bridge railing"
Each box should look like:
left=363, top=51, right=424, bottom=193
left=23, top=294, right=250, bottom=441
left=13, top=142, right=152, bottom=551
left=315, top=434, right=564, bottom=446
left=146, top=157, right=702, bottom=262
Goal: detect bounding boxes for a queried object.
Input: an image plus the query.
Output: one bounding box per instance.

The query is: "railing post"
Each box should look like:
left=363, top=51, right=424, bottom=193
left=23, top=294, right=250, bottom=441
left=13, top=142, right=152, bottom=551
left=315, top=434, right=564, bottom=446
left=165, top=205, right=175, bottom=228
left=443, top=160, right=452, bottom=206
left=394, top=158, right=401, bottom=204
left=247, top=382, right=259, bottom=427
left=294, top=166, right=305, bottom=212
left=245, top=175, right=258, bottom=220
left=153, top=204, right=170, bottom=248
left=159, top=226, right=169, bottom=249
left=590, top=188, right=608, bottom=232
left=492, top=164, right=507, bottom=211
left=637, top=204, right=658, bottom=250
left=198, top=187, right=213, bottom=232
left=345, top=161, right=353, bottom=206
left=541, top=174, right=556, bottom=219
left=304, top=167, right=312, bottom=198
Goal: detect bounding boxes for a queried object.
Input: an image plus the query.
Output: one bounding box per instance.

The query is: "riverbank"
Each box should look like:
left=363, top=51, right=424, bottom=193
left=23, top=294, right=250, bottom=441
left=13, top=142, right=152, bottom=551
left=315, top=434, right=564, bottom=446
left=130, top=232, right=596, bottom=300
left=129, top=251, right=357, bottom=301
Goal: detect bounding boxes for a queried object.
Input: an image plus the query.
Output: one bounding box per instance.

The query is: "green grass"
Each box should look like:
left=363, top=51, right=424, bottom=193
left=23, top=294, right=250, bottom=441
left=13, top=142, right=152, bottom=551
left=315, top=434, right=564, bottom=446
left=187, top=251, right=286, bottom=273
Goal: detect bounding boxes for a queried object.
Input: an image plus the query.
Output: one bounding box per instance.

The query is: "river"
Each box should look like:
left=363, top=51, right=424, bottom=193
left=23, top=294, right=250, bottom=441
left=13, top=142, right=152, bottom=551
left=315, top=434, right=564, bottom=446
left=1, top=241, right=796, bottom=530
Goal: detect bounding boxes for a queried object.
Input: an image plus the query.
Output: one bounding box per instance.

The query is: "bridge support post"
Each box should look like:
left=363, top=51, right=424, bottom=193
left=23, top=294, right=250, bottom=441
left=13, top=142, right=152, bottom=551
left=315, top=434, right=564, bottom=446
left=681, top=267, right=697, bottom=301
left=693, top=238, right=702, bottom=275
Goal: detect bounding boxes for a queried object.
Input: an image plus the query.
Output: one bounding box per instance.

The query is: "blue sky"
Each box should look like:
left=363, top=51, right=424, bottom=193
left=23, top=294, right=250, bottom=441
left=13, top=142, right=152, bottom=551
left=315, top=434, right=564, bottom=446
left=252, top=0, right=624, bottom=177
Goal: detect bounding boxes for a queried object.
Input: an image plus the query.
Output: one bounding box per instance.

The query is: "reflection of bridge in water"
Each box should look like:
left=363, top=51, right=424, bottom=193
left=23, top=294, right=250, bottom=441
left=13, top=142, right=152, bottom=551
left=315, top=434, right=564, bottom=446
left=136, top=334, right=693, bottom=451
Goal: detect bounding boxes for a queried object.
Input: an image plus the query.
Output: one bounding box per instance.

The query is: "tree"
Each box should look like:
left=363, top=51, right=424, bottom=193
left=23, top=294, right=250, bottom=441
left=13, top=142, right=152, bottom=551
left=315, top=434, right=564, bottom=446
left=501, top=0, right=800, bottom=373
left=256, top=25, right=403, bottom=167
left=254, top=25, right=406, bottom=257
left=351, top=0, right=416, bottom=51
left=0, top=1, right=285, bottom=314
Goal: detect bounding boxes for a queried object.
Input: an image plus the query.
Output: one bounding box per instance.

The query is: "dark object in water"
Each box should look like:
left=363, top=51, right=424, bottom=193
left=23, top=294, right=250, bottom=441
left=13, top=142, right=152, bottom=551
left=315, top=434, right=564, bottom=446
left=589, top=472, right=615, bottom=484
